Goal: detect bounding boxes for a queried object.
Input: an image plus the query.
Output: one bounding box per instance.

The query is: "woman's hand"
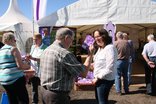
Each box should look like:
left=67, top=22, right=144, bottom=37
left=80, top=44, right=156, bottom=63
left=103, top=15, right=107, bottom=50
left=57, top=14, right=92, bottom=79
left=25, top=54, right=32, bottom=61
left=90, top=63, right=94, bottom=71
left=88, top=44, right=95, bottom=55
left=92, top=78, right=98, bottom=85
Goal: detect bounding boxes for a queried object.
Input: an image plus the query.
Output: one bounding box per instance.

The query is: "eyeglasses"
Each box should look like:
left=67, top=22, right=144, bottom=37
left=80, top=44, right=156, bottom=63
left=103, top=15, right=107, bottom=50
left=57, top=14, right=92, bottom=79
left=68, top=36, right=74, bottom=41
left=94, top=35, right=102, bottom=39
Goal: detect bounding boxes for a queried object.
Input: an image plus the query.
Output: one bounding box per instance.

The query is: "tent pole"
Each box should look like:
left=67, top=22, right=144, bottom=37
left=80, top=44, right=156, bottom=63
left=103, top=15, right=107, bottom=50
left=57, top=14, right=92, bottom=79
left=32, top=0, right=34, bottom=37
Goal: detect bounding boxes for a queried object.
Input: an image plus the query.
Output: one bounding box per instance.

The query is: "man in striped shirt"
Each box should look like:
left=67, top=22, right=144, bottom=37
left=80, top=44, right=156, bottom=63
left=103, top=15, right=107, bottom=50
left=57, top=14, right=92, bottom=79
left=40, top=28, right=93, bottom=104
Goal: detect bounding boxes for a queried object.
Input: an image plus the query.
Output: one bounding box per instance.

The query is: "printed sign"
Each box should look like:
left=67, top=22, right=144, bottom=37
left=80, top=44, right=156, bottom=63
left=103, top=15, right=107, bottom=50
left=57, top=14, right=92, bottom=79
left=82, top=35, right=94, bottom=50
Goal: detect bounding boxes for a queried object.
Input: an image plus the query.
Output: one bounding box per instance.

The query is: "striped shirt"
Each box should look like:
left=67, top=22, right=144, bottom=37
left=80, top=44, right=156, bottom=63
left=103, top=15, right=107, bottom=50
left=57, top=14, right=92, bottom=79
left=40, top=41, right=85, bottom=92
left=0, top=45, right=24, bottom=85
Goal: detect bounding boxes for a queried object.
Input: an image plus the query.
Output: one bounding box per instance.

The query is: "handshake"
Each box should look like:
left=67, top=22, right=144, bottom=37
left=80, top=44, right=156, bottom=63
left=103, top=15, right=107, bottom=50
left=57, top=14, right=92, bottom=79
left=24, top=54, right=37, bottom=61
left=24, top=54, right=32, bottom=61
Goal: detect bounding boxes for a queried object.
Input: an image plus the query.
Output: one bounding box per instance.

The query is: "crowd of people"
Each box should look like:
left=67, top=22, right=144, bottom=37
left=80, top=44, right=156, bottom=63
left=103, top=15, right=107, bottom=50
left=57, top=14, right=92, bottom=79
left=0, top=28, right=156, bottom=104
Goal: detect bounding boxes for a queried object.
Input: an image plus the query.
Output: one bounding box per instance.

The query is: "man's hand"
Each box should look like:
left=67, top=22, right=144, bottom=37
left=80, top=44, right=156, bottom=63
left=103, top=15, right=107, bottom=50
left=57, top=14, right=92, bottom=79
left=148, top=61, right=155, bottom=68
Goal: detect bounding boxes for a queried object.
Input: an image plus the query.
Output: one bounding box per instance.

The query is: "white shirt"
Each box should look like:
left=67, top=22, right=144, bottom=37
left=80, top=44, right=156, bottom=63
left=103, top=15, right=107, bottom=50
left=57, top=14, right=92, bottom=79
left=30, top=44, right=46, bottom=76
left=142, top=40, right=156, bottom=57
left=93, top=44, right=118, bottom=80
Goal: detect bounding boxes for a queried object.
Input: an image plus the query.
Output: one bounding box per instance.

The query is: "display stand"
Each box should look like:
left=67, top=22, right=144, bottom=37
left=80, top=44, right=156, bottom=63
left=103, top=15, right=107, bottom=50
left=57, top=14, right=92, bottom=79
left=74, top=82, right=95, bottom=91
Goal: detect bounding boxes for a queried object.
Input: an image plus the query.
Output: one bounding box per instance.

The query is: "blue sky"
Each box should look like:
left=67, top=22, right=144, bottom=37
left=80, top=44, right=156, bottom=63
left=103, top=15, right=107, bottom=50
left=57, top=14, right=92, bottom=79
left=0, top=0, right=78, bottom=20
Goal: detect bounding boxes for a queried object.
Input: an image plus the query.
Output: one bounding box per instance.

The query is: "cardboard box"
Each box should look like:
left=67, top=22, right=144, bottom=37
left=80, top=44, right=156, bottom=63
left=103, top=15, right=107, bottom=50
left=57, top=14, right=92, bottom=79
left=74, top=82, right=95, bottom=91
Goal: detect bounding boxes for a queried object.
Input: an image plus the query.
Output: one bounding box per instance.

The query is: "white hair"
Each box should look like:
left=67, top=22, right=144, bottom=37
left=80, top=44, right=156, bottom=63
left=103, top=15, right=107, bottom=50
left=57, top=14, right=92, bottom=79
left=55, top=28, right=75, bottom=40
left=2, top=32, right=15, bottom=43
left=147, top=34, right=154, bottom=41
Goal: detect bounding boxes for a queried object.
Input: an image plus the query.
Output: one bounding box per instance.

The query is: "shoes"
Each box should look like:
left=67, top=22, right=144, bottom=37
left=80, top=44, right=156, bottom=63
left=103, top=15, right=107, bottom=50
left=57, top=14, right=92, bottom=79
left=146, top=92, right=156, bottom=96
left=151, top=93, right=156, bottom=96
left=125, top=91, right=130, bottom=94
left=116, top=92, right=122, bottom=95
left=146, top=90, right=152, bottom=95
left=146, top=92, right=152, bottom=95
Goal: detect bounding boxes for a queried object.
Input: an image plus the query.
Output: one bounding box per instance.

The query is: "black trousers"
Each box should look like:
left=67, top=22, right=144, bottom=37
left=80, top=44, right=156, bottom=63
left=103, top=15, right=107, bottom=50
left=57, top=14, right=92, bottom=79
left=149, top=57, right=156, bottom=95
left=2, top=76, right=29, bottom=104
left=144, top=60, right=152, bottom=84
left=29, top=76, right=40, bottom=103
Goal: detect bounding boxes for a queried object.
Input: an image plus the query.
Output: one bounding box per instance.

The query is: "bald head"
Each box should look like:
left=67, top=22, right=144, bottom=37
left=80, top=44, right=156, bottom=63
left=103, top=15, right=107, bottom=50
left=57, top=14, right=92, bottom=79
left=147, top=34, right=155, bottom=41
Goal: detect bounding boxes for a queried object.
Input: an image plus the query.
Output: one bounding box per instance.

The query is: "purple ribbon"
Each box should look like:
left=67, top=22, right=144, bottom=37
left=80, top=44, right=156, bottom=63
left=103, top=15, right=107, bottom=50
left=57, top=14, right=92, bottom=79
left=36, top=0, right=40, bottom=20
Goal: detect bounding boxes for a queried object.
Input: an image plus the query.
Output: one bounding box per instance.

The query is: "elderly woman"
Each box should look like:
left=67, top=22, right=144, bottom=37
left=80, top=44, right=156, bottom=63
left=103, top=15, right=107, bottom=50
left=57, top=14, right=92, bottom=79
left=25, top=33, right=47, bottom=104
left=92, top=29, right=118, bottom=104
left=0, top=32, right=30, bottom=104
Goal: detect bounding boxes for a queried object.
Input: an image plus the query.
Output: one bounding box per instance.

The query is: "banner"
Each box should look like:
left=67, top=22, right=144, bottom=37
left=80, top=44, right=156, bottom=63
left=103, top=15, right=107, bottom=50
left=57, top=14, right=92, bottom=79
left=39, top=27, right=52, bottom=46
left=33, top=0, right=47, bottom=21
left=104, top=21, right=116, bottom=43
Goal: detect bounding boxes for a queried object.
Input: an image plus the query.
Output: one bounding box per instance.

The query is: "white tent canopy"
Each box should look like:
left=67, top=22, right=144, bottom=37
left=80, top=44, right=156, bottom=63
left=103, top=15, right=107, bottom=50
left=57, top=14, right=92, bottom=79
left=0, top=0, right=38, bottom=54
left=38, top=0, right=110, bottom=26
left=38, top=0, right=156, bottom=27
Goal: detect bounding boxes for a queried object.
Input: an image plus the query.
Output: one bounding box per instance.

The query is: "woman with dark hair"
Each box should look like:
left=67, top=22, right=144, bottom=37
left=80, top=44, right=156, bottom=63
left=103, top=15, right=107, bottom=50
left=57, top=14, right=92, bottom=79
left=92, top=29, right=118, bottom=104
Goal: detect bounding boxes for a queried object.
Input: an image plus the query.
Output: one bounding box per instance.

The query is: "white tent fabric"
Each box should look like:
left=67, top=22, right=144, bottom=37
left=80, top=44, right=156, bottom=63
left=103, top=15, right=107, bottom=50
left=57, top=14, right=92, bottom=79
left=38, top=0, right=156, bottom=27
left=0, top=0, right=38, bottom=54
left=38, top=0, right=110, bottom=26
left=111, top=0, right=156, bottom=24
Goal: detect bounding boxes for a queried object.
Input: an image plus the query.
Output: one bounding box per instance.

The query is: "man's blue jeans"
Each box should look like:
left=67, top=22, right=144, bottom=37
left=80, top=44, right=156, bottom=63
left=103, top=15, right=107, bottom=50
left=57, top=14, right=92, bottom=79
left=115, top=60, right=129, bottom=93
left=128, top=57, right=133, bottom=85
left=95, top=79, right=114, bottom=104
